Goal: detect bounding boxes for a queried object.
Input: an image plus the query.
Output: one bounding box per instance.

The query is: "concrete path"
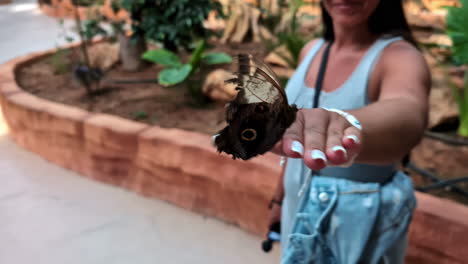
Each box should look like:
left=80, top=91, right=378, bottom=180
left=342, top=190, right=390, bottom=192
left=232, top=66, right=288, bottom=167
left=0, top=1, right=280, bottom=263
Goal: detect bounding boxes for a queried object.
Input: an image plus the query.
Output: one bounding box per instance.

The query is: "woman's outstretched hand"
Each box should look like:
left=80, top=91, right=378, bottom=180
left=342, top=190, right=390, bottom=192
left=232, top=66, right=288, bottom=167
left=272, top=108, right=363, bottom=170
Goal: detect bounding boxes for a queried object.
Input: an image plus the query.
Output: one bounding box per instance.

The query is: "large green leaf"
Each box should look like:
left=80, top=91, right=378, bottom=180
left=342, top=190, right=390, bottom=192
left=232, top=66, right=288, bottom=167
left=460, top=71, right=468, bottom=137
left=447, top=0, right=468, bottom=64
left=142, top=49, right=181, bottom=67
left=446, top=0, right=468, bottom=137
left=158, top=64, right=192, bottom=86
left=202, top=52, right=232, bottom=65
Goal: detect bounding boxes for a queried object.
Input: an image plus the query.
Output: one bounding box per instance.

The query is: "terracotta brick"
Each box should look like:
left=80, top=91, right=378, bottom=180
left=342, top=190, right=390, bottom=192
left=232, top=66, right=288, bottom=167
left=0, top=81, right=22, bottom=95
left=1, top=93, right=47, bottom=135
left=81, top=114, right=148, bottom=187
left=84, top=113, right=148, bottom=152
left=0, top=60, right=15, bottom=79
left=134, top=166, right=270, bottom=236
left=138, top=127, right=186, bottom=169
left=138, top=127, right=280, bottom=196
left=0, top=75, right=15, bottom=108
left=9, top=129, right=88, bottom=173
left=0, top=72, right=12, bottom=84
left=135, top=127, right=280, bottom=235
left=407, top=192, right=468, bottom=263
left=83, top=150, right=137, bottom=187
left=4, top=93, right=87, bottom=136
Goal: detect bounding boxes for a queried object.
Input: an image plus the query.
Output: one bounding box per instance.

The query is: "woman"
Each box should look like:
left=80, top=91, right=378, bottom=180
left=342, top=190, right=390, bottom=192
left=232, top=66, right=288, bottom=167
left=269, top=0, right=430, bottom=263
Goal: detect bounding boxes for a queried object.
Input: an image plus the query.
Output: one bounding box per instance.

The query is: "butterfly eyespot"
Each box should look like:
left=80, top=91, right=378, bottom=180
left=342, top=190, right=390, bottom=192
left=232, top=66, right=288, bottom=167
left=241, top=128, right=257, bottom=141
left=255, top=104, right=269, bottom=113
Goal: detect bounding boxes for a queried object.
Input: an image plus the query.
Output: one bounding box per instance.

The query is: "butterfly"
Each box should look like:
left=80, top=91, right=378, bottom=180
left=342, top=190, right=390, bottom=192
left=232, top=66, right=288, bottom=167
left=213, top=54, right=298, bottom=160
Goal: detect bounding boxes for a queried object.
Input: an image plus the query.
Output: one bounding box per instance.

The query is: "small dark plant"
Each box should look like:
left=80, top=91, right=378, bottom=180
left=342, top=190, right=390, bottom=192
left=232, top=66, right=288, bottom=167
left=61, top=0, right=126, bottom=94
left=70, top=0, right=98, bottom=95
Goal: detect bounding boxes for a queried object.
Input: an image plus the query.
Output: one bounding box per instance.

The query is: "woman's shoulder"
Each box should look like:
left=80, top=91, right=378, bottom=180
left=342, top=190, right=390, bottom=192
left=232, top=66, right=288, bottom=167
left=375, top=38, right=430, bottom=83
left=298, top=38, right=323, bottom=63
left=369, top=38, right=431, bottom=99
left=379, top=39, right=427, bottom=71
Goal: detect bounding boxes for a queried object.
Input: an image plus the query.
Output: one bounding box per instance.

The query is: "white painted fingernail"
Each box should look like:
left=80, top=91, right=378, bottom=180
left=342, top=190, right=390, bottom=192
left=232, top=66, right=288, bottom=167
left=346, top=135, right=359, bottom=144
left=311, top=150, right=327, bottom=162
left=291, top=141, right=304, bottom=155
left=332, top=146, right=347, bottom=157
left=212, top=134, right=219, bottom=144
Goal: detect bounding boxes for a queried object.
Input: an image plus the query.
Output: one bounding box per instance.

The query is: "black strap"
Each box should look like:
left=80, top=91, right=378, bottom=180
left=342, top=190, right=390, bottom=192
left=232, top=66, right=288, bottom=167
left=313, top=41, right=333, bottom=109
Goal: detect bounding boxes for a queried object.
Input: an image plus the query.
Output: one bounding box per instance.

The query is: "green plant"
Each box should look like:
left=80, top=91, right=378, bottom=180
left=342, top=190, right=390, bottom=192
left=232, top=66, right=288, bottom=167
left=446, top=0, right=468, bottom=137
left=71, top=0, right=103, bottom=6
left=142, top=40, right=232, bottom=86
left=121, top=0, right=223, bottom=52
left=131, top=111, right=149, bottom=120
left=48, top=48, right=71, bottom=75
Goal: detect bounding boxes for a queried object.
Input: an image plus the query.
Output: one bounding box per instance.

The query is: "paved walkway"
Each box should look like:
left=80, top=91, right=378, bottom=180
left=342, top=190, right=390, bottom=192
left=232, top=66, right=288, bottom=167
left=0, top=1, right=280, bottom=263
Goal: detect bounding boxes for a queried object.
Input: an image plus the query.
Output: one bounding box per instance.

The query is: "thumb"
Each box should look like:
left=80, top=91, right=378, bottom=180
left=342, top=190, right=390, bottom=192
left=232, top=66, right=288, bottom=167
left=271, top=140, right=285, bottom=155
left=281, top=111, right=305, bottom=158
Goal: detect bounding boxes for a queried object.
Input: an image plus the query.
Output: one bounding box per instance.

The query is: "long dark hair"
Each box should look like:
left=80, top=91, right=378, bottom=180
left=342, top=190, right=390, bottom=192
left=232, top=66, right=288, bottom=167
left=321, top=0, right=417, bottom=46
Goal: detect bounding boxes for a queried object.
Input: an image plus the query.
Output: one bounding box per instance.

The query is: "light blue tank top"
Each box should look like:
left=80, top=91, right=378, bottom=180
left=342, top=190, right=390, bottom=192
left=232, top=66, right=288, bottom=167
left=281, top=37, right=403, bottom=250
left=284, top=36, right=403, bottom=186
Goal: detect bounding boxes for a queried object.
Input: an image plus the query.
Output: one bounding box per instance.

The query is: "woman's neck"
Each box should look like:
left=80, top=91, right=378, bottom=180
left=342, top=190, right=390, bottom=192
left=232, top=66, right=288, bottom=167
left=331, top=22, right=377, bottom=51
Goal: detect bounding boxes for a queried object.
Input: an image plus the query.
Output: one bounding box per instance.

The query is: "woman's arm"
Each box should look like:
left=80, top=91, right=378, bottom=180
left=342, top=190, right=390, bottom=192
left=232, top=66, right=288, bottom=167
left=274, top=42, right=431, bottom=169
left=349, top=42, right=431, bottom=164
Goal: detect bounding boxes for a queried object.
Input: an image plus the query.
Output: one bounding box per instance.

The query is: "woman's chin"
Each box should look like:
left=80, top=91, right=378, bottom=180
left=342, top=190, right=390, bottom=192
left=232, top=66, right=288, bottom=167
left=332, top=17, right=365, bottom=28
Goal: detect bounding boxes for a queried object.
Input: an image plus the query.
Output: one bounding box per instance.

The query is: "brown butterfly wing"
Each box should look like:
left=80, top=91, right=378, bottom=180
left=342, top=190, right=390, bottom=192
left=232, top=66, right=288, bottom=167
left=215, top=54, right=297, bottom=160
left=227, top=54, right=287, bottom=105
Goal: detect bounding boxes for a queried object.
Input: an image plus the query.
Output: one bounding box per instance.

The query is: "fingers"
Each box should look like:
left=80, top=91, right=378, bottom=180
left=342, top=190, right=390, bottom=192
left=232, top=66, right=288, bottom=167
left=281, top=111, right=305, bottom=159
left=279, top=108, right=363, bottom=170
left=271, top=140, right=285, bottom=156
left=325, top=112, right=348, bottom=165
left=301, top=109, right=329, bottom=170
left=281, top=109, right=331, bottom=170
left=341, top=126, right=362, bottom=163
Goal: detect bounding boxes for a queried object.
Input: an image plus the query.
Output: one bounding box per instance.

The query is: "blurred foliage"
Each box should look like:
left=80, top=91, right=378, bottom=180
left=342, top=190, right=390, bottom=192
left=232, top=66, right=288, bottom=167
left=131, top=111, right=149, bottom=120
left=81, top=0, right=126, bottom=42
left=71, top=0, right=105, bottom=6
left=260, top=0, right=315, bottom=69
left=121, top=0, right=224, bottom=52
left=142, top=40, right=232, bottom=86
left=257, top=0, right=288, bottom=33
left=447, top=0, right=468, bottom=65
left=446, top=0, right=468, bottom=137
left=48, top=48, right=72, bottom=75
